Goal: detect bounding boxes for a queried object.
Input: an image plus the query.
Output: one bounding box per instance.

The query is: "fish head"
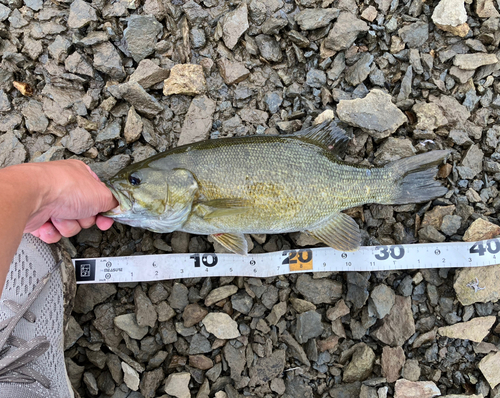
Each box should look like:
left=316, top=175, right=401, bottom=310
left=104, top=164, right=199, bottom=232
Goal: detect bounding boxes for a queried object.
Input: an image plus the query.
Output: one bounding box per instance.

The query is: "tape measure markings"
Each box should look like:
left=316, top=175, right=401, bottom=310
left=73, top=239, right=500, bottom=284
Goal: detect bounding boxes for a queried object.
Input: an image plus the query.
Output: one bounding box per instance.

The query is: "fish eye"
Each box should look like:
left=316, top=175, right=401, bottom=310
left=128, top=174, right=141, bottom=186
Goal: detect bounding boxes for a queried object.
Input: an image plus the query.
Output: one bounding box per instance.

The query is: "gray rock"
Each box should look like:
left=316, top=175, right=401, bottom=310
left=249, top=349, right=285, bottom=387
left=0, top=69, right=13, bottom=92
left=188, top=333, right=212, bottom=354
left=369, top=285, right=396, bottom=319
left=169, top=282, right=189, bottom=311
left=68, top=0, right=98, bottom=29
left=134, top=286, right=157, bottom=328
left=48, top=35, right=71, bottom=63
left=83, top=372, right=99, bottom=395
left=64, top=316, right=84, bottom=350
left=124, top=15, right=162, bottom=63
left=399, top=21, right=428, bottom=48
left=328, top=52, right=346, bottom=81
left=23, top=38, right=43, bottom=60
left=130, top=59, right=170, bottom=89
left=0, top=3, right=11, bottom=21
left=114, top=313, right=149, bottom=339
left=460, top=144, right=484, bottom=177
left=231, top=291, right=254, bottom=314
left=440, top=215, right=462, bottom=235
left=42, top=85, right=84, bottom=110
left=0, top=113, right=23, bottom=133
left=25, top=0, right=43, bottom=11
left=448, top=129, right=472, bottom=146
left=324, top=12, right=369, bottom=51
left=295, top=310, right=324, bottom=343
left=345, top=53, right=373, bottom=87
left=191, top=27, right=206, bottom=48
left=419, top=225, right=446, bottom=242
left=218, top=58, right=250, bottom=85
left=76, top=31, right=110, bottom=47
left=0, top=90, right=11, bottom=112
left=32, top=146, right=65, bottom=163
left=178, top=95, right=216, bottom=146
left=202, top=312, right=240, bottom=339
left=294, top=8, right=339, bottom=30
left=124, top=107, right=143, bottom=144
left=164, top=372, right=190, bottom=398
left=8, top=9, right=28, bottom=28
left=221, top=3, right=249, bottom=49
left=65, top=52, right=94, bottom=77
left=261, top=17, right=288, bottom=35
left=90, top=154, right=131, bottom=180
left=330, top=382, right=361, bottom=398
left=255, top=34, right=283, bottom=62
left=140, top=368, right=164, bottom=398
left=337, top=89, right=407, bottom=139
left=61, top=127, right=93, bottom=154
left=264, top=91, right=283, bottom=114
left=454, top=53, right=499, bottom=70
left=397, top=65, right=413, bottom=102
left=93, top=42, right=126, bottom=81
left=346, top=272, right=370, bottom=310
left=96, top=119, right=121, bottom=143
left=21, top=100, right=48, bottom=133
left=224, top=343, right=246, bottom=380
left=296, top=274, right=342, bottom=304
left=373, top=295, right=416, bottom=346
left=74, top=284, right=117, bottom=314
left=108, top=82, right=163, bottom=117
left=343, top=343, right=376, bottom=382
left=306, top=69, right=327, bottom=88
left=280, top=331, right=310, bottom=366
left=239, top=108, right=269, bottom=125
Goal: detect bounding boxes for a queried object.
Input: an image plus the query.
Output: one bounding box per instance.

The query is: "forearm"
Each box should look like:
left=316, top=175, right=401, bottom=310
left=0, top=164, right=47, bottom=291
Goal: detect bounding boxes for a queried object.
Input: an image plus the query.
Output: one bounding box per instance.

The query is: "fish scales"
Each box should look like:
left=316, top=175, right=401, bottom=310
left=105, top=121, right=449, bottom=254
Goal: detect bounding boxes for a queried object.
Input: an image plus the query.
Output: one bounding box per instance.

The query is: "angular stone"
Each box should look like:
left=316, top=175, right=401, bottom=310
left=421, top=205, right=456, bottom=229
left=61, top=127, right=93, bottom=154
left=294, top=8, right=339, bottom=30
left=337, top=89, right=407, bottom=139
left=130, top=59, right=170, bottom=89
left=218, top=58, right=250, bottom=85
left=432, top=0, right=469, bottom=37
left=394, top=380, right=441, bottom=398
left=122, top=362, right=140, bottom=391
left=65, top=52, right=94, bottom=77
left=74, top=284, right=117, bottom=314
left=382, top=346, right=405, bottom=383
left=68, top=0, right=98, bottom=29
left=189, top=354, right=213, bottom=370
left=178, top=95, right=216, bottom=146
left=326, top=299, right=350, bottom=320
left=108, top=82, right=163, bottom=117
left=477, top=0, right=500, bottom=17
left=463, top=218, right=500, bottom=242
left=454, top=264, right=500, bottom=305
left=140, top=368, right=164, bottom=398
left=124, top=106, right=143, bottom=144
left=114, top=313, right=149, bottom=340
left=202, top=313, right=240, bottom=339
left=280, top=331, right=311, bottom=366
left=0, top=132, right=26, bottom=168
left=0, top=90, right=10, bottom=112
left=183, top=303, right=208, bottom=327
left=255, top=34, right=283, bottom=62
left=0, top=3, right=11, bottom=21
left=163, top=64, right=206, bottom=96
left=454, top=54, right=498, bottom=70
left=221, top=3, right=249, bottom=49
left=438, top=316, right=496, bottom=342
left=373, top=295, right=415, bottom=346
left=343, top=343, right=376, bottom=382
left=224, top=343, right=246, bottom=379
left=479, top=351, right=500, bottom=389
left=205, top=285, right=238, bottom=307
left=295, top=310, right=324, bottom=344
left=96, top=120, right=121, bottom=143
left=23, top=38, right=43, bottom=60
left=64, top=316, right=84, bottom=350
left=164, top=372, right=191, bottom=398
left=249, top=349, right=285, bottom=387
left=124, top=15, right=162, bottom=63
left=324, top=12, right=369, bottom=51
left=369, top=284, right=396, bottom=319
left=296, top=274, right=342, bottom=304
left=239, top=108, right=269, bottom=125
left=21, top=100, right=49, bottom=133
left=413, top=102, right=448, bottom=131
left=134, top=286, right=157, bottom=328
left=93, top=42, right=126, bottom=80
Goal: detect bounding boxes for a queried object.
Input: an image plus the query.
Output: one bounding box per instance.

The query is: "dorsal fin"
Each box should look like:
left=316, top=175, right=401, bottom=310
left=294, top=120, right=351, bottom=157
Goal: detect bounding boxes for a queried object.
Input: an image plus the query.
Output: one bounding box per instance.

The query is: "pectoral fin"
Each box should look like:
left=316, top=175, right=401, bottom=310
left=307, top=212, right=360, bottom=252
left=211, top=233, right=248, bottom=255
left=294, top=120, right=350, bottom=156
left=199, top=198, right=253, bottom=220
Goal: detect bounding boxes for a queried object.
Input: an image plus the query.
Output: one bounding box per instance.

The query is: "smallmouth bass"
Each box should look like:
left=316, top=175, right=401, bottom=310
left=104, top=121, right=449, bottom=255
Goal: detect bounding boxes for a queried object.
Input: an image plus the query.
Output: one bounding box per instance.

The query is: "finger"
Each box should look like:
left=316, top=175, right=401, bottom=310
left=52, top=218, right=82, bottom=238
left=30, top=230, right=41, bottom=238
left=78, top=216, right=96, bottom=229
left=36, top=222, right=62, bottom=244
left=96, top=215, right=114, bottom=231
left=84, top=164, right=101, bottom=182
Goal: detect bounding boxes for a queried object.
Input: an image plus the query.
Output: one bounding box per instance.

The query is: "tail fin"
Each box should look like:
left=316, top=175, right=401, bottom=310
left=387, top=150, right=450, bottom=205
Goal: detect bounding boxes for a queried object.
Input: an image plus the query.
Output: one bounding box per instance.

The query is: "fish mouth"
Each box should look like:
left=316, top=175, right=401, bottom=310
left=102, top=182, right=133, bottom=218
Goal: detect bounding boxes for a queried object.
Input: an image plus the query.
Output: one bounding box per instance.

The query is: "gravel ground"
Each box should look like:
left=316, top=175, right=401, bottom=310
left=2, top=0, right=500, bottom=396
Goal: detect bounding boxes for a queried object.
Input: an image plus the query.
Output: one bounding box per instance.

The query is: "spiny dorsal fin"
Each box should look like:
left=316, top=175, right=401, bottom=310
left=307, top=212, right=360, bottom=252
left=295, top=120, right=351, bottom=157
left=211, top=233, right=248, bottom=255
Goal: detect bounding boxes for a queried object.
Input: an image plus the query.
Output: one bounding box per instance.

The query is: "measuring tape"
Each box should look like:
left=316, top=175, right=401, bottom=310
left=73, top=239, right=500, bottom=284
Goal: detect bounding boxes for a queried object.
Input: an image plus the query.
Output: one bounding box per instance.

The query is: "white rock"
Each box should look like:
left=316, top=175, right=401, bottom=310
left=121, top=362, right=140, bottom=391
left=202, top=312, right=240, bottom=339
left=164, top=372, right=191, bottom=398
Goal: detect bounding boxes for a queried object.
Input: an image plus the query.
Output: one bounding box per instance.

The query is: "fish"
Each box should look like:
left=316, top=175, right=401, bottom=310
left=104, top=121, right=450, bottom=255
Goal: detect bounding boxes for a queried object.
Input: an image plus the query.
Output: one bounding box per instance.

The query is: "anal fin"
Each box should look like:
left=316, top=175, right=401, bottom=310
left=307, top=212, right=360, bottom=252
left=211, top=233, right=248, bottom=255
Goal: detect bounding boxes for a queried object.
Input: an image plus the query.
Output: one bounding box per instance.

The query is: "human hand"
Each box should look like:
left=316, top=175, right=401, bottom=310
left=26, top=159, right=118, bottom=244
